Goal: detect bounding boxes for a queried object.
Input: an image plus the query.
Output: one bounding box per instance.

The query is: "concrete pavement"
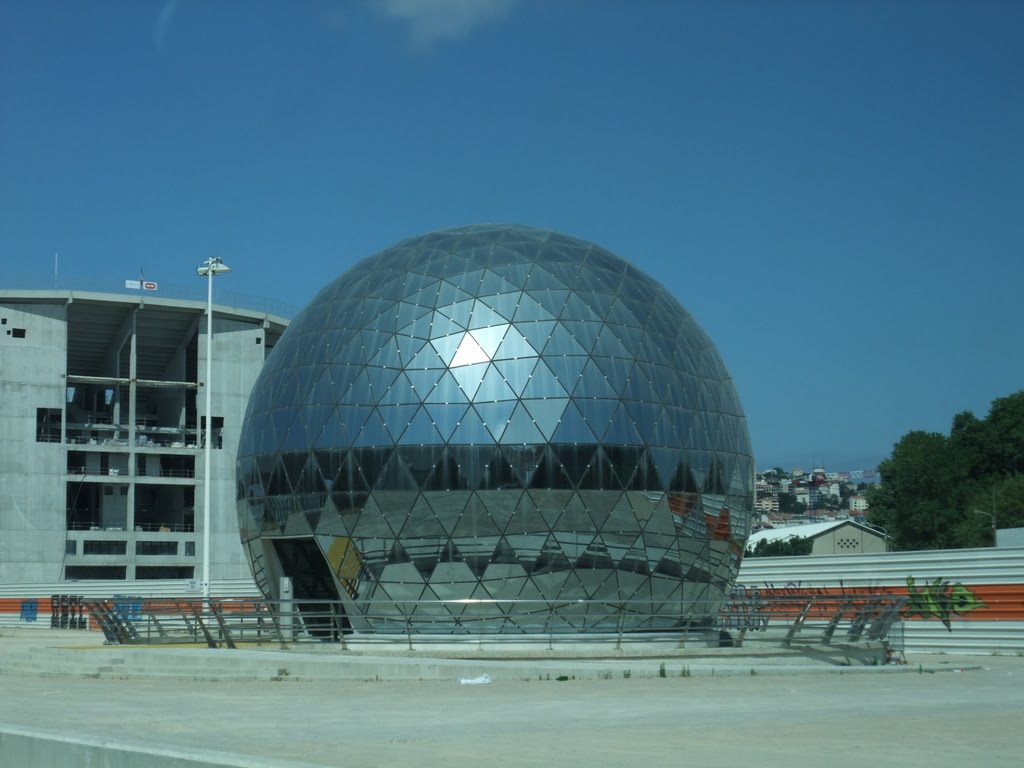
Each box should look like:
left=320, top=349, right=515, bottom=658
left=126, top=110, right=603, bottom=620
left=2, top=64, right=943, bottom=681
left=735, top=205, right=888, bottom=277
left=1, top=628, right=1021, bottom=767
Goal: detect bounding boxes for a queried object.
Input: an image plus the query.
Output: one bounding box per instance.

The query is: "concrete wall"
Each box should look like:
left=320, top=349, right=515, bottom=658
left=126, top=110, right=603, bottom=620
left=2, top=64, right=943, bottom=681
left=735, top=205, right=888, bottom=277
left=0, top=301, right=69, bottom=582
left=197, top=316, right=270, bottom=579
left=1, top=291, right=287, bottom=586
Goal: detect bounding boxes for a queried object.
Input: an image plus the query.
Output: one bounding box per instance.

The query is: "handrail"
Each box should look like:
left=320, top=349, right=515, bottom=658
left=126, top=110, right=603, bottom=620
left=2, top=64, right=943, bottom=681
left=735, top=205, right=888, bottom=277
left=82, top=593, right=908, bottom=650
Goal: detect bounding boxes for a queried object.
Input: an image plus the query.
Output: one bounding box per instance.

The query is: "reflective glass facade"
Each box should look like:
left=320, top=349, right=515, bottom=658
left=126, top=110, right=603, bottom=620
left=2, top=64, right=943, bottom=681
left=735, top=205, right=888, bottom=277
left=237, top=225, right=753, bottom=632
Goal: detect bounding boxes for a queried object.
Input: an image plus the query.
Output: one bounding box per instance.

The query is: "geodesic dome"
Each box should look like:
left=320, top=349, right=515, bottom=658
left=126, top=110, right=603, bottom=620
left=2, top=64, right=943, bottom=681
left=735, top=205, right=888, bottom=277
left=236, top=224, right=753, bottom=632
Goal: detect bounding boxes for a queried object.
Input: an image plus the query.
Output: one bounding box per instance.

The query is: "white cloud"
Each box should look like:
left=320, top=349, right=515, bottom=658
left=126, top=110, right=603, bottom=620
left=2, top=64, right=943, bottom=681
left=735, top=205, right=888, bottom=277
left=153, top=0, right=182, bottom=52
left=371, top=0, right=516, bottom=47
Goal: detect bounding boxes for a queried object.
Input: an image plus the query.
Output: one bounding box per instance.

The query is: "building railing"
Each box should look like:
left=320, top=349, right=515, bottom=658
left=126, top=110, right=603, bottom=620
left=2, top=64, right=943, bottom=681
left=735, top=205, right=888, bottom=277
left=2, top=272, right=298, bottom=318
left=82, top=593, right=907, bottom=652
left=66, top=522, right=194, bottom=533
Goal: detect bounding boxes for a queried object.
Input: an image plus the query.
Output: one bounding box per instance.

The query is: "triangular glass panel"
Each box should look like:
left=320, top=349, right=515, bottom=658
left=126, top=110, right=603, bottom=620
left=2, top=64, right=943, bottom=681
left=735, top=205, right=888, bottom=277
left=407, top=343, right=445, bottom=370
left=447, top=361, right=488, bottom=399
left=520, top=360, right=568, bottom=399
left=387, top=540, right=412, bottom=565
left=553, top=493, right=594, bottom=532
left=351, top=447, right=391, bottom=489
left=446, top=332, right=488, bottom=368
left=577, top=488, right=616, bottom=528
left=495, top=357, right=537, bottom=397
left=474, top=364, right=517, bottom=403
left=513, top=320, right=555, bottom=352
left=561, top=321, right=602, bottom=353
left=468, top=324, right=509, bottom=358
left=499, top=402, right=545, bottom=444
left=351, top=409, right=391, bottom=448
left=434, top=279, right=473, bottom=306
left=350, top=497, right=397, bottom=538
left=528, top=289, right=571, bottom=317
left=425, top=370, right=467, bottom=404
left=397, top=406, right=442, bottom=445
left=522, top=398, right=569, bottom=440
left=367, top=337, right=403, bottom=369
left=396, top=495, right=446, bottom=537
left=592, top=325, right=632, bottom=358
left=493, top=326, right=537, bottom=360
left=447, top=406, right=493, bottom=445
left=478, top=291, right=520, bottom=322
left=378, top=402, right=419, bottom=441
left=624, top=400, right=662, bottom=443
left=476, top=490, right=518, bottom=532
left=423, top=402, right=468, bottom=442
left=420, top=490, right=468, bottom=536
left=491, top=537, right=522, bottom=566
left=511, top=292, right=555, bottom=322
left=430, top=332, right=464, bottom=366
left=577, top=446, right=622, bottom=491
left=364, top=366, right=402, bottom=403
left=374, top=450, right=418, bottom=491
left=562, top=291, right=603, bottom=323
left=529, top=535, right=572, bottom=575
left=543, top=355, right=587, bottom=390
left=543, top=322, right=588, bottom=357
left=374, top=372, right=415, bottom=405
left=452, top=495, right=501, bottom=539
left=604, top=403, right=644, bottom=444
left=492, top=257, right=531, bottom=288
left=468, top=299, right=507, bottom=330
left=436, top=297, right=474, bottom=328
left=574, top=398, right=616, bottom=441
left=549, top=403, right=597, bottom=446
left=394, top=334, right=427, bottom=366
left=573, top=359, right=618, bottom=398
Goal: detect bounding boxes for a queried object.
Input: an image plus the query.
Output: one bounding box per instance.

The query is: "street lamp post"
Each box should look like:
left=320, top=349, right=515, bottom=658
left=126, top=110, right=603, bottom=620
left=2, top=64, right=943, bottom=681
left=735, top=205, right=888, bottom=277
left=196, top=257, right=230, bottom=602
left=971, top=488, right=998, bottom=547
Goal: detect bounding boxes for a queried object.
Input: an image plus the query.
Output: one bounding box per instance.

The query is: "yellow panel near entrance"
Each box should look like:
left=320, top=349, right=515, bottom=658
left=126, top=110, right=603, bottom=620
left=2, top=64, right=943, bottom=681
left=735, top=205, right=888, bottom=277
left=324, top=537, right=363, bottom=599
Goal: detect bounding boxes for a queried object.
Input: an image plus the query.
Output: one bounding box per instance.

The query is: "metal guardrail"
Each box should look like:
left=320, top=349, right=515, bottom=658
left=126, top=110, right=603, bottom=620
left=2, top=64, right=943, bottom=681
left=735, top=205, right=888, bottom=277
left=2, top=273, right=299, bottom=318
left=81, top=593, right=907, bottom=651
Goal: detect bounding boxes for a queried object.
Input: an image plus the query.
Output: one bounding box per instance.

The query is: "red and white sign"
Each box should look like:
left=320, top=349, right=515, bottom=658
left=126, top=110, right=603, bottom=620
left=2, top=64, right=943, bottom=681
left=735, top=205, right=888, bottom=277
left=125, top=280, right=159, bottom=291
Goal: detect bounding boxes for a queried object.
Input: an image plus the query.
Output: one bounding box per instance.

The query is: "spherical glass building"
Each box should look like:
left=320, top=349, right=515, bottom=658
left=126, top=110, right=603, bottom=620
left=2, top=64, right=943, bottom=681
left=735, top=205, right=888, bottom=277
left=236, top=224, right=753, bottom=633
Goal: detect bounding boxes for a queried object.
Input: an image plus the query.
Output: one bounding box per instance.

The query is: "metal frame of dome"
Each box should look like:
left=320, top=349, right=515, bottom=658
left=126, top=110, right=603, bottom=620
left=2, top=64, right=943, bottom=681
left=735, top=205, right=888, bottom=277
left=236, top=224, right=753, bottom=633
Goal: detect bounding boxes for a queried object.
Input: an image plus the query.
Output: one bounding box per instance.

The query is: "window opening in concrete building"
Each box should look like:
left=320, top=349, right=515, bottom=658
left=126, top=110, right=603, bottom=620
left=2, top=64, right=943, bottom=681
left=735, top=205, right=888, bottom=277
left=134, top=485, right=195, bottom=532
left=11, top=327, right=25, bottom=338
left=36, top=407, right=62, bottom=442
left=200, top=415, right=225, bottom=449
left=65, top=566, right=126, bottom=580
left=83, top=540, right=127, bottom=556
left=136, top=566, right=194, bottom=579
left=136, top=541, right=178, bottom=556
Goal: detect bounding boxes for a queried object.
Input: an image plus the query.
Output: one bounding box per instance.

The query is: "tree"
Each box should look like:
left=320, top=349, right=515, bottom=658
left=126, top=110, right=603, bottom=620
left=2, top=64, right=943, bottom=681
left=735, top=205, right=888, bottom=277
left=867, top=431, right=968, bottom=550
left=778, top=493, right=807, bottom=516
left=746, top=536, right=814, bottom=557
left=869, top=390, right=1024, bottom=551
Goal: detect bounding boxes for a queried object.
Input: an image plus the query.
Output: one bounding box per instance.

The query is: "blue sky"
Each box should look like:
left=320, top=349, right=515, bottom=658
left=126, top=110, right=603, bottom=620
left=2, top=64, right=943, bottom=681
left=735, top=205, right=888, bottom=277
left=2, top=0, right=1022, bottom=472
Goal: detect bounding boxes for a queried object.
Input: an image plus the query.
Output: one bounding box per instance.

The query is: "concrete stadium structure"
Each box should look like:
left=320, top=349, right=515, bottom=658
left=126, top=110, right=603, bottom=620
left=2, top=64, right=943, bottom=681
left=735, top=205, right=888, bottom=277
left=0, top=283, right=289, bottom=584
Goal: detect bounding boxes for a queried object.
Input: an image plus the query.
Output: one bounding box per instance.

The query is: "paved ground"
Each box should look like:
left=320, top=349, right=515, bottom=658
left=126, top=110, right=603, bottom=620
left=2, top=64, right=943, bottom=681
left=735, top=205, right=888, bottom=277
left=1, top=629, right=1022, bottom=767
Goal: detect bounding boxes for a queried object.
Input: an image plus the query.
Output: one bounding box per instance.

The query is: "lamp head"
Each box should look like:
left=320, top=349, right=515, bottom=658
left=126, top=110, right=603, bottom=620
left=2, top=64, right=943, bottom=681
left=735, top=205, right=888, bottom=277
left=197, top=258, right=231, bottom=276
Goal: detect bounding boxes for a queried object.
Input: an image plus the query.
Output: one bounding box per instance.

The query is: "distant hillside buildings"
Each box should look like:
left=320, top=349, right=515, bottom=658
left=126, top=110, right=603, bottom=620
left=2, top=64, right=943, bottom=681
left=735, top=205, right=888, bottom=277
left=754, top=466, right=872, bottom=530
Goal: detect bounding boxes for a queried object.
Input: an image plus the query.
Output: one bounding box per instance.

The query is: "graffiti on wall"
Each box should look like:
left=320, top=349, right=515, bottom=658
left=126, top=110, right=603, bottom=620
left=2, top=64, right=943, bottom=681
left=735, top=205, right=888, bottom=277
left=723, top=577, right=990, bottom=633
left=904, top=576, right=986, bottom=631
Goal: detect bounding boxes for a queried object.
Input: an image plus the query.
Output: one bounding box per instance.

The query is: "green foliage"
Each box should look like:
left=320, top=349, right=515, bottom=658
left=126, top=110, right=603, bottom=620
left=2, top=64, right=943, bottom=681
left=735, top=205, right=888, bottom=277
left=778, top=494, right=807, bottom=516
left=869, top=390, right=1024, bottom=550
left=746, top=535, right=814, bottom=557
